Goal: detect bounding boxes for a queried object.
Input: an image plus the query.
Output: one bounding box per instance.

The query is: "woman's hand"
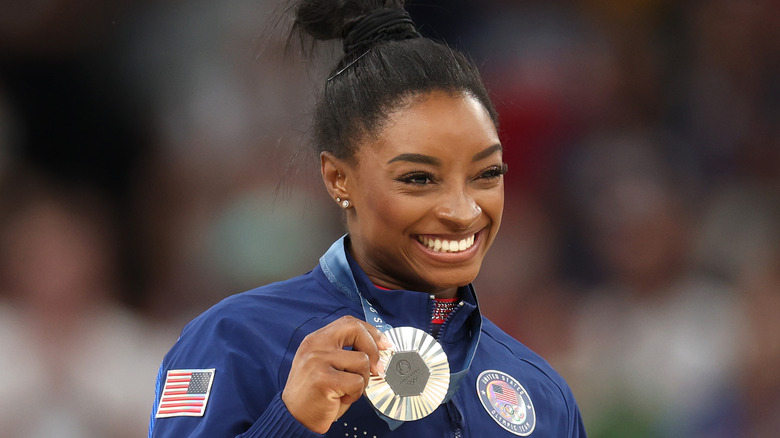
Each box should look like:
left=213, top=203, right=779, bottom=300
left=282, top=316, right=392, bottom=434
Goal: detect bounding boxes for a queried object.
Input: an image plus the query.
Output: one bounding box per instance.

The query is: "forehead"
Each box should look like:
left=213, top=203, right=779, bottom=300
left=359, top=91, right=500, bottom=160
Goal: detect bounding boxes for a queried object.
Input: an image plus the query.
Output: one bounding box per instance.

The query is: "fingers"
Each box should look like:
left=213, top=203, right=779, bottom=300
left=313, top=316, right=393, bottom=376
left=282, top=316, right=394, bottom=433
left=305, top=350, right=367, bottom=400
left=344, top=319, right=393, bottom=376
left=325, top=352, right=369, bottom=405
left=310, top=348, right=372, bottom=398
left=284, top=347, right=362, bottom=433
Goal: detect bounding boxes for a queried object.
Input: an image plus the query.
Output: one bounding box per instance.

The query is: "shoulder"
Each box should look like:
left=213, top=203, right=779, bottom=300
left=185, top=268, right=339, bottom=332
left=478, top=317, right=576, bottom=403
left=167, top=268, right=351, bottom=362
left=479, top=318, right=558, bottom=374
left=472, top=317, right=584, bottom=436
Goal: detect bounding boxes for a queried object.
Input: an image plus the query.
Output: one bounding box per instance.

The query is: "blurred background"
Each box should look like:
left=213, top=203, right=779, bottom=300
left=0, top=0, right=777, bottom=437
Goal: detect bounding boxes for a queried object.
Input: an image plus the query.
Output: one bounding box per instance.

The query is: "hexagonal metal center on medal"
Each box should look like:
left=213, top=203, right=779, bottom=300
left=365, top=326, right=450, bottom=421
left=384, top=351, right=431, bottom=397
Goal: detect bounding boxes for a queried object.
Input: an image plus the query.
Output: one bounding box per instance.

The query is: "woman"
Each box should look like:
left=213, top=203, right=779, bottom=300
left=149, top=1, right=586, bottom=436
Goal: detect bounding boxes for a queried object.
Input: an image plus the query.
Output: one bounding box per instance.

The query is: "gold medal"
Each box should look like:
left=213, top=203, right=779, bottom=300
left=365, top=326, right=450, bottom=421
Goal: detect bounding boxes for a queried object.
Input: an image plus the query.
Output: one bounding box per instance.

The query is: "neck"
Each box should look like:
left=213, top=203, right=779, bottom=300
left=346, top=237, right=462, bottom=298
left=369, top=276, right=459, bottom=298
left=432, top=287, right=459, bottom=299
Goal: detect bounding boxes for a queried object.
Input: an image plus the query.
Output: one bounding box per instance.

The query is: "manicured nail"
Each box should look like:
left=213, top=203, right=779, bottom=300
left=379, top=335, right=393, bottom=349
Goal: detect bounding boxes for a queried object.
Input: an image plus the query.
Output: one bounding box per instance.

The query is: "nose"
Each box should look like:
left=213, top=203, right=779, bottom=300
left=435, top=188, right=482, bottom=230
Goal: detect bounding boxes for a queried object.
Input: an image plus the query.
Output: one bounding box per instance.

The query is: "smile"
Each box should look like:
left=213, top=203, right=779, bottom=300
left=416, top=234, right=476, bottom=253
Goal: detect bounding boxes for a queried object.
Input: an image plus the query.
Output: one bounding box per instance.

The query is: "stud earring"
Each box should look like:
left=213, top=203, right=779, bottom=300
left=341, top=199, right=351, bottom=209
left=336, top=197, right=341, bottom=203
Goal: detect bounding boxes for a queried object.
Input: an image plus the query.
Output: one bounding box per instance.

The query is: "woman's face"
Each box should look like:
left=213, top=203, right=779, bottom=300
left=332, top=91, right=504, bottom=297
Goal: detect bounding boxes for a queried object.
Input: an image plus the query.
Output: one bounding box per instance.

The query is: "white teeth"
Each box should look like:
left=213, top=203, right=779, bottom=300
left=417, top=235, right=476, bottom=253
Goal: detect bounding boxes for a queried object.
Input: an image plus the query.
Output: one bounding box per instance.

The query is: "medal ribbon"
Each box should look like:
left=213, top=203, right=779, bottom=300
left=319, top=235, right=482, bottom=429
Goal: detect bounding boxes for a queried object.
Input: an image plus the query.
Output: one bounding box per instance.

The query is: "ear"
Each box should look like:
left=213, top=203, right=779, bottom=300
left=321, top=151, right=351, bottom=204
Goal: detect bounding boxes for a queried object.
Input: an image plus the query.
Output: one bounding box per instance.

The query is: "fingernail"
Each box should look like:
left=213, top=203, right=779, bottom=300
left=380, top=335, right=393, bottom=349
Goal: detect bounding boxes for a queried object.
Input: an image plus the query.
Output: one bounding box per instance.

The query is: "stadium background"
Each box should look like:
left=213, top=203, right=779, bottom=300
left=0, top=0, right=777, bottom=436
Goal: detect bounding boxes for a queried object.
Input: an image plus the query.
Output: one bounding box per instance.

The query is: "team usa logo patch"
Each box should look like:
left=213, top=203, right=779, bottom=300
left=476, top=370, right=536, bottom=436
left=155, top=369, right=216, bottom=418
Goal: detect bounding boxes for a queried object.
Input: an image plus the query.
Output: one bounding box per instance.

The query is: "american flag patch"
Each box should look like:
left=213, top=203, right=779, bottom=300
left=155, top=369, right=215, bottom=418
left=492, top=382, right=519, bottom=405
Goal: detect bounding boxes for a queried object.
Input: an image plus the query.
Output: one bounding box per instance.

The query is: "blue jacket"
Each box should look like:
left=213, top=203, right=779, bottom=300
left=149, top=239, right=586, bottom=437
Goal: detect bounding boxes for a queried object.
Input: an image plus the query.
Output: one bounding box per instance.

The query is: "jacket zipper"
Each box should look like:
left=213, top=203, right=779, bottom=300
left=432, top=298, right=466, bottom=437
left=431, top=295, right=465, bottom=341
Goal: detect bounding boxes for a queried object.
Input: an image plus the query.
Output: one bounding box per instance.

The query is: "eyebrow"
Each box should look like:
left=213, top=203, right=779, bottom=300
left=386, top=144, right=503, bottom=166
left=386, top=153, right=441, bottom=166
left=471, top=144, right=503, bottom=162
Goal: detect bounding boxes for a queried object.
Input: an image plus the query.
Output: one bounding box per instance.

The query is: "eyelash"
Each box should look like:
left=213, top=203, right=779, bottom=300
left=397, top=171, right=434, bottom=185
left=479, top=163, right=509, bottom=180
left=396, top=163, right=508, bottom=186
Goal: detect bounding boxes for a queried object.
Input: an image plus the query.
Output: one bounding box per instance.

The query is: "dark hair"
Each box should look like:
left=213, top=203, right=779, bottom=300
left=291, top=0, right=498, bottom=161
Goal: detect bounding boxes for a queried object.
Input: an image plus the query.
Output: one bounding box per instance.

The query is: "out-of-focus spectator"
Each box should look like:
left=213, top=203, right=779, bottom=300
left=696, top=185, right=780, bottom=438
left=0, top=0, right=127, bottom=55
left=121, top=0, right=343, bottom=324
left=0, top=174, right=174, bottom=438
left=0, top=84, right=14, bottom=180
left=476, top=195, right=578, bottom=366
left=739, top=253, right=780, bottom=438
left=564, top=131, right=746, bottom=437
left=678, top=0, right=779, bottom=180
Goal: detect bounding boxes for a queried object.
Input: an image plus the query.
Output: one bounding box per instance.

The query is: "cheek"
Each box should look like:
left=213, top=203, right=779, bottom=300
left=359, top=190, right=407, bottom=235
left=480, top=189, right=505, bottom=223
left=361, top=189, right=394, bottom=224
left=479, top=190, right=505, bottom=249
left=360, top=191, right=429, bottom=237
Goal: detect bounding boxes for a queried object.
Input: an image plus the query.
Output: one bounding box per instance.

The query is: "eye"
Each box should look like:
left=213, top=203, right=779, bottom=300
left=478, top=163, right=509, bottom=180
left=397, top=171, right=435, bottom=185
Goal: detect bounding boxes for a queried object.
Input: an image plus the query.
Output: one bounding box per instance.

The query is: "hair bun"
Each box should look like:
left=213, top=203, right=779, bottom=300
left=342, top=8, right=419, bottom=56
left=293, top=0, right=418, bottom=56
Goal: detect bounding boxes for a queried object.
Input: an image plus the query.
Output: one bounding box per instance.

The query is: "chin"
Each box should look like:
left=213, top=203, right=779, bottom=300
left=423, top=267, right=481, bottom=291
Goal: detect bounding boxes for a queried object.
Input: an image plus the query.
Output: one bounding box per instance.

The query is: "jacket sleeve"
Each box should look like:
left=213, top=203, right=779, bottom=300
left=148, top=310, right=323, bottom=438
left=568, top=390, right=588, bottom=437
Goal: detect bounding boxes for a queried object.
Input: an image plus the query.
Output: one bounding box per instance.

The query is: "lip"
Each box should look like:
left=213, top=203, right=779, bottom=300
left=413, top=228, right=486, bottom=262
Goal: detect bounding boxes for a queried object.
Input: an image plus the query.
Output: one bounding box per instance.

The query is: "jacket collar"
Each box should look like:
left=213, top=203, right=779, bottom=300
left=327, top=235, right=480, bottom=344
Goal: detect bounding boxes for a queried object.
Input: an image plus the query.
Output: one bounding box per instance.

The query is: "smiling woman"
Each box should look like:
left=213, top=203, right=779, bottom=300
left=325, top=91, right=505, bottom=298
left=148, top=1, right=586, bottom=437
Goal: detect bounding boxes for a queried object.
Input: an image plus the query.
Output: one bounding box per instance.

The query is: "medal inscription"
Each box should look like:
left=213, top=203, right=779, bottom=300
left=385, top=351, right=430, bottom=397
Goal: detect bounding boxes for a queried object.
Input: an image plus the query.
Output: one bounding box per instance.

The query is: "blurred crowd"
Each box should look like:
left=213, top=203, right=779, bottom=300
left=0, top=0, right=777, bottom=437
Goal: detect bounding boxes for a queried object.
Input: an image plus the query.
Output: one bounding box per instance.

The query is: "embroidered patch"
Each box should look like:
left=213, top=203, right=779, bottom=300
left=476, top=370, right=536, bottom=436
left=155, top=369, right=216, bottom=418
